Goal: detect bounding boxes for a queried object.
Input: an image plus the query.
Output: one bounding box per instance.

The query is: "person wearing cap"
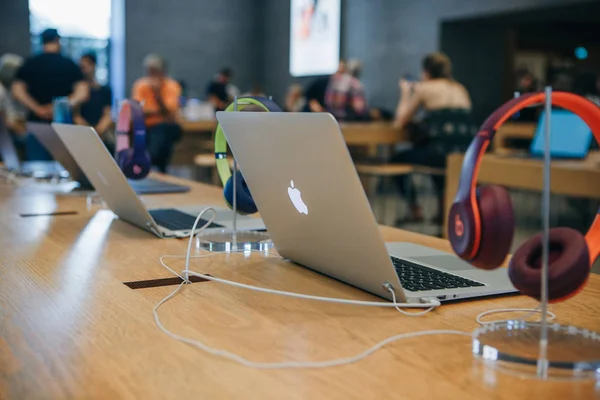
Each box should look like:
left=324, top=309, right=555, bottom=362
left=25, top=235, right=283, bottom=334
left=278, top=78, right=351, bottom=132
left=11, top=28, right=89, bottom=160
left=131, top=53, right=182, bottom=173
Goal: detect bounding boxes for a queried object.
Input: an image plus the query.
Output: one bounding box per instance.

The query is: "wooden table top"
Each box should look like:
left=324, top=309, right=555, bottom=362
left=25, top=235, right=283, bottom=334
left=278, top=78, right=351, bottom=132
left=448, top=151, right=600, bottom=197
left=179, top=119, right=217, bottom=133
left=2, top=174, right=600, bottom=399
left=180, top=118, right=404, bottom=147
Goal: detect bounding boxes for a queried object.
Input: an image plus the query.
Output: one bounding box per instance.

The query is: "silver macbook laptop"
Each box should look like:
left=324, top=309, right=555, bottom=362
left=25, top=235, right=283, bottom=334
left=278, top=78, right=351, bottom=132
left=28, top=122, right=89, bottom=184
left=29, top=122, right=190, bottom=194
left=216, top=112, right=517, bottom=303
left=52, top=123, right=265, bottom=238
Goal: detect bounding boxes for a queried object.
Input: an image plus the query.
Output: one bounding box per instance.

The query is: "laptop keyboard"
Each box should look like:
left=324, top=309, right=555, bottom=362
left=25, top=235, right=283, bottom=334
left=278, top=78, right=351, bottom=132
left=149, top=209, right=222, bottom=232
left=391, top=256, right=485, bottom=292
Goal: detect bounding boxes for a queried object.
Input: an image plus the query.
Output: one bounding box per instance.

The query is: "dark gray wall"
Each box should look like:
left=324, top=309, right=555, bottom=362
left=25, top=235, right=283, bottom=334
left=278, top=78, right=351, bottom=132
left=124, top=0, right=263, bottom=97
left=0, top=0, right=30, bottom=57
left=262, top=0, right=595, bottom=113
left=440, top=22, right=511, bottom=124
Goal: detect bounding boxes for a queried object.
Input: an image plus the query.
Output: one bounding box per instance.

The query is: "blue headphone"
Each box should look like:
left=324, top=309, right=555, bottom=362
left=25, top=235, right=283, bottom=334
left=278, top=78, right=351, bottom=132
left=214, top=96, right=282, bottom=214
left=115, top=100, right=151, bottom=180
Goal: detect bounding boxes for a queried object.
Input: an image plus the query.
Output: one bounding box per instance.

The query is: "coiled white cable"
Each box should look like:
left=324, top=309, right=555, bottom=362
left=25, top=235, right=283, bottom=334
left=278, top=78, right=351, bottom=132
left=153, top=207, right=555, bottom=369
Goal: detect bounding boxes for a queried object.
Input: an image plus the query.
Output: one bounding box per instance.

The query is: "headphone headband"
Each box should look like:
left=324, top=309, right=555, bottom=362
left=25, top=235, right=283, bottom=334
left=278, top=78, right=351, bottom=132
left=453, top=91, right=600, bottom=263
left=116, top=99, right=146, bottom=153
left=455, top=92, right=600, bottom=203
left=214, top=96, right=282, bottom=186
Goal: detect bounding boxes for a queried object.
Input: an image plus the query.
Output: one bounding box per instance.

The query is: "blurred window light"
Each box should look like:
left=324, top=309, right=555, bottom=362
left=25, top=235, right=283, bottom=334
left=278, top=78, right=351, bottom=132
left=29, top=0, right=111, bottom=39
left=574, top=46, right=588, bottom=60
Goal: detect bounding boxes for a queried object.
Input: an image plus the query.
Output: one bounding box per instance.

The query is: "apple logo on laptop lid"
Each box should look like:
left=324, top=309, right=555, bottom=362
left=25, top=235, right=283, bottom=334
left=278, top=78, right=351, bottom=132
left=288, top=180, right=308, bottom=215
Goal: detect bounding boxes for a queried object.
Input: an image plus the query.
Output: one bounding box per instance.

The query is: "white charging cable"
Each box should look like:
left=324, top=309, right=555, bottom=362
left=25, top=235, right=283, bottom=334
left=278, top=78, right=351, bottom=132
left=171, top=208, right=441, bottom=311
left=153, top=207, right=556, bottom=369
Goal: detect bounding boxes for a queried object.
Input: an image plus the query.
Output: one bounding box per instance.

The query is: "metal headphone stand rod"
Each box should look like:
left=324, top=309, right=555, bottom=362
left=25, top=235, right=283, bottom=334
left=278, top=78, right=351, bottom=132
left=196, top=96, right=272, bottom=253
left=471, top=87, right=600, bottom=381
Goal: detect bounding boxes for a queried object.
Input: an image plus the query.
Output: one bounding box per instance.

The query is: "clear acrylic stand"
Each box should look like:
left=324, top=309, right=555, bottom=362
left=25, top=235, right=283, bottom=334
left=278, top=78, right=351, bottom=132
left=86, top=192, right=106, bottom=210
left=472, top=87, right=600, bottom=380
left=196, top=96, right=272, bottom=253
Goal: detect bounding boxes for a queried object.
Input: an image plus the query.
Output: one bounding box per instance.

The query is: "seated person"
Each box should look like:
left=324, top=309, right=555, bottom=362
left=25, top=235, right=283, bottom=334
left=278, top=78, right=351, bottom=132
left=74, top=52, right=114, bottom=153
left=513, top=69, right=539, bottom=122
left=303, top=60, right=345, bottom=113
left=243, top=83, right=266, bottom=98
left=132, top=54, right=182, bottom=173
left=324, top=59, right=367, bottom=121
left=393, top=52, right=473, bottom=223
left=586, top=75, right=600, bottom=107
left=206, top=68, right=233, bottom=111
left=285, top=84, right=306, bottom=112
left=303, top=76, right=329, bottom=113
left=0, top=54, right=27, bottom=157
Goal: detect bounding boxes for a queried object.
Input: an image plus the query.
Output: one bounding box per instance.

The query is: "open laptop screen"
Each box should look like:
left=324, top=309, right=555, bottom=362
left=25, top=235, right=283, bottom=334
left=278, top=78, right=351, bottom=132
left=529, top=109, right=592, bottom=159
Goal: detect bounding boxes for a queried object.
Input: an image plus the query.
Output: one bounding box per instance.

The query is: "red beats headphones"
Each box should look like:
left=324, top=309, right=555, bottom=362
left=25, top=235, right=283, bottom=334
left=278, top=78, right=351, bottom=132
left=448, top=91, right=600, bottom=302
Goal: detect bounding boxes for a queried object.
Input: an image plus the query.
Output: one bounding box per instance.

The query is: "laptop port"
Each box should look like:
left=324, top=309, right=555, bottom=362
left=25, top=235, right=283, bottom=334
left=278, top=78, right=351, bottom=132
left=437, top=295, right=446, bottom=300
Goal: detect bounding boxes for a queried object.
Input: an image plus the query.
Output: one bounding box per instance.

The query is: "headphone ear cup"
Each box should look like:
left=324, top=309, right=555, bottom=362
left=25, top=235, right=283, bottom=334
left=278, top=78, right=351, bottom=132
left=116, top=148, right=132, bottom=171
left=470, top=185, right=515, bottom=269
left=223, top=170, right=258, bottom=214
left=117, top=148, right=151, bottom=180
left=509, top=227, right=590, bottom=301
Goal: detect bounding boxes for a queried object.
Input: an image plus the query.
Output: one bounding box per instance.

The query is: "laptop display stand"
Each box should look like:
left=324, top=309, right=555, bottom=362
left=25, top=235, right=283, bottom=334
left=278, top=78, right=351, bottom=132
left=472, top=88, right=600, bottom=380
left=196, top=96, right=272, bottom=253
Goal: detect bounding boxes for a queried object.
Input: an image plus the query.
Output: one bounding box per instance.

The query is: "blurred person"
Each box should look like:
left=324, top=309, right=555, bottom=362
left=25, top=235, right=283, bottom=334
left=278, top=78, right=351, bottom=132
left=284, top=84, right=306, bottom=112
left=178, top=80, right=188, bottom=107
left=586, top=75, right=600, bottom=106
left=324, top=59, right=367, bottom=121
left=393, top=52, right=473, bottom=223
left=12, top=28, right=89, bottom=160
left=132, top=54, right=182, bottom=173
left=226, top=81, right=241, bottom=100
left=0, top=54, right=27, bottom=136
left=515, top=69, right=538, bottom=93
left=206, top=68, right=233, bottom=111
left=242, top=83, right=266, bottom=98
left=74, top=52, right=114, bottom=153
left=347, top=59, right=362, bottom=79
left=304, top=60, right=346, bottom=113
left=514, top=69, right=539, bottom=121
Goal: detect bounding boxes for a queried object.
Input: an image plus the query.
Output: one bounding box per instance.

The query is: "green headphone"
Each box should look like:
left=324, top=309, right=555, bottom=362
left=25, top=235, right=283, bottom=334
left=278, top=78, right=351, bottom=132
left=214, top=96, right=282, bottom=214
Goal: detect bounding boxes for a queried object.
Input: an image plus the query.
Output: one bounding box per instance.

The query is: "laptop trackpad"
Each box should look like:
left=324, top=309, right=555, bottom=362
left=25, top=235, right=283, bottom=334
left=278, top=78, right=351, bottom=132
left=412, top=255, right=475, bottom=271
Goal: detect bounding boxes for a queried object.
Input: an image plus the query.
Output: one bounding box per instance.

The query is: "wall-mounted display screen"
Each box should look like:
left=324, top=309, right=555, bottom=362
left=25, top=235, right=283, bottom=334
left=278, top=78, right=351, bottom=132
left=290, top=0, right=341, bottom=77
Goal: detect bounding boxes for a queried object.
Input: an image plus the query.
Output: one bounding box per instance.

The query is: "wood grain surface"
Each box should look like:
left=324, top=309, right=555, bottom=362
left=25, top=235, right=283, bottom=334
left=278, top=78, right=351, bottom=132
left=1, top=174, right=599, bottom=399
